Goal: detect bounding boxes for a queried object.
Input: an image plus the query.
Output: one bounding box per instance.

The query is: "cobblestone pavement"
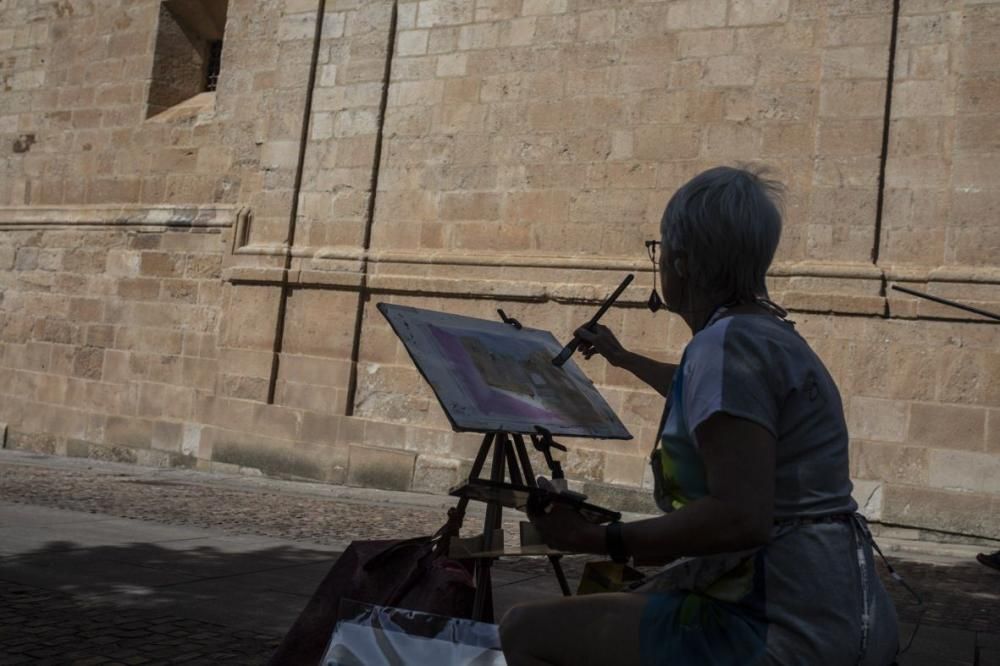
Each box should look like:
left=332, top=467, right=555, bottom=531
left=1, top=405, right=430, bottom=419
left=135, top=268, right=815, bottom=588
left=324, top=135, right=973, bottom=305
left=0, top=454, right=592, bottom=577
left=2, top=452, right=999, bottom=665
left=0, top=580, right=278, bottom=665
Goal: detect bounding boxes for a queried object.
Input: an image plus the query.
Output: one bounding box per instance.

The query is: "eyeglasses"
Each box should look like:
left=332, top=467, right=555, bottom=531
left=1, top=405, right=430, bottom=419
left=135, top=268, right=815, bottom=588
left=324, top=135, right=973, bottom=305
left=644, top=240, right=664, bottom=313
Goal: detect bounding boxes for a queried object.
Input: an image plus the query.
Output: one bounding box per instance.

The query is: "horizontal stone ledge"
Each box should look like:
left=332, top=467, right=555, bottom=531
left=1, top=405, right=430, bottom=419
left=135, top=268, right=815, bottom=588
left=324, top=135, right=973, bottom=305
left=221, top=249, right=994, bottom=321
left=224, top=265, right=365, bottom=288
left=235, top=243, right=888, bottom=278
left=224, top=270, right=890, bottom=311
left=234, top=245, right=1000, bottom=287
left=884, top=263, right=1000, bottom=285
left=0, top=204, right=242, bottom=229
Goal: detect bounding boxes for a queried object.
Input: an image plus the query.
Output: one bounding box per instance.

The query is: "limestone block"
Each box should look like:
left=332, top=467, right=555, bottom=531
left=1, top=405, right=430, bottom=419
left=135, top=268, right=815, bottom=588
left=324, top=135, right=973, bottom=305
left=578, top=9, right=614, bottom=42
left=847, top=397, right=909, bottom=442
left=117, top=278, right=161, bottom=301
left=929, top=449, right=1000, bottom=494
left=957, top=77, right=1000, bottom=113
left=276, top=381, right=344, bottom=413
left=278, top=12, right=317, bottom=42
left=210, top=437, right=335, bottom=481
left=822, top=46, right=889, bottom=80
left=89, top=444, right=139, bottom=465
left=300, top=411, right=342, bottom=443
left=194, top=394, right=257, bottom=433
left=152, top=420, right=182, bottom=452
left=851, top=440, right=929, bottom=485
left=14, top=247, right=38, bottom=271
left=817, top=119, right=882, bottom=156
left=277, top=353, right=351, bottom=387
left=955, top=115, right=1000, bottom=153
left=439, top=192, right=501, bottom=221
left=891, top=80, right=954, bottom=119
left=851, top=478, right=883, bottom=521
left=986, top=409, right=1000, bottom=454
left=503, top=17, right=536, bottom=47
left=397, top=30, right=429, bottom=56
left=729, top=0, right=789, bottom=26
left=181, top=423, right=201, bottom=457
left=104, top=416, right=153, bottom=449
left=563, top=447, right=606, bottom=482
left=363, top=419, right=411, bottom=449
left=217, top=371, right=267, bottom=403
left=219, top=285, right=280, bottom=351
left=522, top=0, right=566, bottom=16
left=908, top=403, right=986, bottom=451
left=71, top=346, right=104, bottom=380
left=474, top=0, right=520, bottom=22
left=136, top=448, right=173, bottom=467
left=412, top=454, right=459, bottom=493
left=580, top=479, right=657, bottom=515
left=416, top=0, right=473, bottom=28
left=882, top=484, right=999, bottom=539
left=936, top=350, right=1000, bottom=407
left=261, top=140, right=301, bottom=169
left=819, top=80, right=887, bottom=118
left=281, top=289, right=358, bottom=358
left=898, top=12, right=960, bottom=47
left=633, top=125, right=701, bottom=161
left=250, top=402, right=303, bottom=440
left=458, top=23, right=499, bottom=50
left=602, top=452, right=645, bottom=487
left=34, top=374, right=67, bottom=404
left=665, top=0, right=727, bottom=30
left=706, top=123, right=762, bottom=158
left=333, top=109, right=379, bottom=137
left=702, top=54, right=757, bottom=87
left=347, top=444, right=415, bottom=491
left=402, top=425, right=453, bottom=456
left=139, top=252, right=183, bottom=278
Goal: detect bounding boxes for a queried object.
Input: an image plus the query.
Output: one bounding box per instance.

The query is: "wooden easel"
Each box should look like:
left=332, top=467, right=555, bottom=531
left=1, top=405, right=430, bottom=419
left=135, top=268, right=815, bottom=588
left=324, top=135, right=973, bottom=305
left=449, top=429, right=573, bottom=622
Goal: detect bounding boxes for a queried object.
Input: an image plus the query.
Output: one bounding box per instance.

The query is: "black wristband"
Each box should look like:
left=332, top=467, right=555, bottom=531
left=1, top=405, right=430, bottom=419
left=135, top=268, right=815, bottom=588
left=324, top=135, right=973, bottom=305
left=605, top=521, right=628, bottom=564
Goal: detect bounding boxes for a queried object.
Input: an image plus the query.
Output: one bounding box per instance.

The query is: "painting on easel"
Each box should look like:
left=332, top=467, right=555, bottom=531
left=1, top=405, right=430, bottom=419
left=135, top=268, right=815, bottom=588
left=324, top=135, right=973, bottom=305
left=377, top=303, right=632, bottom=440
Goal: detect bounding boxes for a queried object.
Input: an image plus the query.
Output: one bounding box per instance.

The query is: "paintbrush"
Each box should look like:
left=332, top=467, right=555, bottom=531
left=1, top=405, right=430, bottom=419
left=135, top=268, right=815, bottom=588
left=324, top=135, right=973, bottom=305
left=552, top=274, right=634, bottom=367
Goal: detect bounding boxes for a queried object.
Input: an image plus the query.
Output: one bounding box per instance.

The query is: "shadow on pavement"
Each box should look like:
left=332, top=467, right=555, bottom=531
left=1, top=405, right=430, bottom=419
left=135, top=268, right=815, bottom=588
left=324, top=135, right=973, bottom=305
left=0, top=539, right=343, bottom=664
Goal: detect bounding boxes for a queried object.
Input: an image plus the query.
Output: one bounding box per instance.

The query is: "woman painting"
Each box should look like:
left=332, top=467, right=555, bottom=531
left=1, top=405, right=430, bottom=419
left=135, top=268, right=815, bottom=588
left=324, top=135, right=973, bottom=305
left=499, top=166, right=900, bottom=665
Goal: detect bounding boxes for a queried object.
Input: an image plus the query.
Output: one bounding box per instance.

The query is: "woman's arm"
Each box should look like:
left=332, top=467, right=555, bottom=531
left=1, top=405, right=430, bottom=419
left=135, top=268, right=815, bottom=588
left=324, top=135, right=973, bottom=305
left=575, top=324, right=677, bottom=397
left=531, top=413, right=776, bottom=560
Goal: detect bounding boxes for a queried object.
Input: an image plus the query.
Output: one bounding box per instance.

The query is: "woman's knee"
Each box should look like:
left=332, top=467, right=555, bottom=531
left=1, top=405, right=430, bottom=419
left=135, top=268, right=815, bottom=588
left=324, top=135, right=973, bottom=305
left=499, top=602, right=538, bottom=652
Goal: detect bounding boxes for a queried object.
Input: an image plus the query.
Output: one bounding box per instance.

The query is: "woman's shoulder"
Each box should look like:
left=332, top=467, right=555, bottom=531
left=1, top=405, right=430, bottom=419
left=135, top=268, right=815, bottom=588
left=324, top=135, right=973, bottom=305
left=684, top=315, right=815, bottom=387
left=688, top=313, right=799, bottom=357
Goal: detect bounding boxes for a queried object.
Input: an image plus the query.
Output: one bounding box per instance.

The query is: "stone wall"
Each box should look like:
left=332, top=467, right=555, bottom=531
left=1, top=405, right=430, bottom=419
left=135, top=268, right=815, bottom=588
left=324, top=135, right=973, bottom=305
left=1, top=0, right=998, bottom=539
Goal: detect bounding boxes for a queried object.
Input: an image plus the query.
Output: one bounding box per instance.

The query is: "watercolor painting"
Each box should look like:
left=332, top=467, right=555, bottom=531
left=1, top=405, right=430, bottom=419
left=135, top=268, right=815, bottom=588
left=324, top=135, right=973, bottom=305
left=377, top=303, right=631, bottom=439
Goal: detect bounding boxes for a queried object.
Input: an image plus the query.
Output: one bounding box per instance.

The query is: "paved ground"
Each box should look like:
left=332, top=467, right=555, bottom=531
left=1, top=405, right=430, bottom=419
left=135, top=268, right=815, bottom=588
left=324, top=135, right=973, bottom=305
left=0, top=449, right=998, bottom=665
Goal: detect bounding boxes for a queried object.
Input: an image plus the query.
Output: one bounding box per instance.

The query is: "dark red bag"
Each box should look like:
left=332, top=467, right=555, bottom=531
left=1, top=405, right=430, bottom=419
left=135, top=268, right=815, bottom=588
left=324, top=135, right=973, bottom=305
left=268, top=508, right=474, bottom=666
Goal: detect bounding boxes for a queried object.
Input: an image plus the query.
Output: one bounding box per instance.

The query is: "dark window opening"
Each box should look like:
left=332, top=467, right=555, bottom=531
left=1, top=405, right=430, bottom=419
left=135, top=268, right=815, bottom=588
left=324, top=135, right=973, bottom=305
left=206, top=40, right=223, bottom=92
left=147, top=0, right=229, bottom=118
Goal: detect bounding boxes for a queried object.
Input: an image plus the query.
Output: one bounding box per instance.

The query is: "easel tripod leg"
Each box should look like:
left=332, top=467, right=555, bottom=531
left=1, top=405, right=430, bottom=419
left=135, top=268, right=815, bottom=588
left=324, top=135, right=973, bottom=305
left=549, top=555, right=572, bottom=596
left=472, top=433, right=507, bottom=622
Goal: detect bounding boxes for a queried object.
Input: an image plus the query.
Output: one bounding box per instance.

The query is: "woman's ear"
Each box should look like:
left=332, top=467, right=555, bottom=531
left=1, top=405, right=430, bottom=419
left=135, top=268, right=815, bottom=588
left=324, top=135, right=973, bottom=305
left=673, top=257, right=687, bottom=278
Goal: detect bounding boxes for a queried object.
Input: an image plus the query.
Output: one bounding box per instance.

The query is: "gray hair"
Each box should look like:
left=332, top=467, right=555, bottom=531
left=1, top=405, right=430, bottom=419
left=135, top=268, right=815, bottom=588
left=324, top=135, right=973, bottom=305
left=660, top=165, right=784, bottom=304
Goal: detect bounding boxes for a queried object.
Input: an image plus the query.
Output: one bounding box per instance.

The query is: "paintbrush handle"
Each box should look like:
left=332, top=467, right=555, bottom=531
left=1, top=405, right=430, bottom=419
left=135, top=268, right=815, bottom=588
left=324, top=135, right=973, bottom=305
left=584, top=273, right=634, bottom=328
left=552, top=274, right=634, bottom=367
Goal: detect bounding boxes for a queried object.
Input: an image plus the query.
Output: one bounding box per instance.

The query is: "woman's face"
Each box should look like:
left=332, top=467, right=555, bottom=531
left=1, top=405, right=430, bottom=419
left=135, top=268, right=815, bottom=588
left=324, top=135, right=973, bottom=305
left=660, top=241, right=687, bottom=313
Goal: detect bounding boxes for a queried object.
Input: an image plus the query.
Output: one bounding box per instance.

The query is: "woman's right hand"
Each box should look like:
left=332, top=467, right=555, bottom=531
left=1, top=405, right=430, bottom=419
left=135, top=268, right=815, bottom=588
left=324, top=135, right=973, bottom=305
left=575, top=324, right=628, bottom=366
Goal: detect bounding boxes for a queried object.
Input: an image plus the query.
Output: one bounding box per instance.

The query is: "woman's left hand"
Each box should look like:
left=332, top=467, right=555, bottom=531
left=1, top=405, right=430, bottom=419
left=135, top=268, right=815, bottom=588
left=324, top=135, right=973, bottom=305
left=530, top=503, right=603, bottom=553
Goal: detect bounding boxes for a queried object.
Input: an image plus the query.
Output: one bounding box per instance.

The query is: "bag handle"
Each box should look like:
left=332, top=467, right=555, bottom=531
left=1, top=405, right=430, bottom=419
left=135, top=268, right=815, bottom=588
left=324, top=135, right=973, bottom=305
left=363, top=507, right=466, bottom=574
left=375, top=508, right=470, bottom=607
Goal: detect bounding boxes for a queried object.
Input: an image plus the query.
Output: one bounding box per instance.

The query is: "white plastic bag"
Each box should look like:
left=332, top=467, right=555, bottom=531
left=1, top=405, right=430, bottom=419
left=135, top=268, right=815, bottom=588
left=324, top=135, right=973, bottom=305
left=322, top=600, right=507, bottom=666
